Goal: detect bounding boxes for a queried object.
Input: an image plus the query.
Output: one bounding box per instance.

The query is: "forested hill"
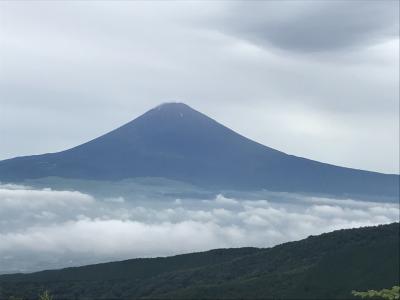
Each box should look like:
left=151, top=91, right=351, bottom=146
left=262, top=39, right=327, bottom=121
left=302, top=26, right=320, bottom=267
left=0, top=223, right=398, bottom=299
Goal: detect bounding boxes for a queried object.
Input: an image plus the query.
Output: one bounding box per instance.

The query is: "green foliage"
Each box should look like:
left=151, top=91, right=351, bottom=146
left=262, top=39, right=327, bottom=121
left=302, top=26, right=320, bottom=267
left=352, top=286, right=400, bottom=300
left=7, top=291, right=53, bottom=300
left=38, top=290, right=53, bottom=300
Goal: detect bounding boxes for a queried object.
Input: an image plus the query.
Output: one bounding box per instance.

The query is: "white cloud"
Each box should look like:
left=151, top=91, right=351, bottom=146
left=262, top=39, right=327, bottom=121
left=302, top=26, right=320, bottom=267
left=214, top=194, right=240, bottom=206
left=0, top=186, right=94, bottom=209
left=0, top=184, right=398, bottom=273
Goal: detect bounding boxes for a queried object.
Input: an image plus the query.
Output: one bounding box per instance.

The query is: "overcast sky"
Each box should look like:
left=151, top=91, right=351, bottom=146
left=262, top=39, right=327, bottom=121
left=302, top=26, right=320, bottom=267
left=0, top=0, right=399, bottom=174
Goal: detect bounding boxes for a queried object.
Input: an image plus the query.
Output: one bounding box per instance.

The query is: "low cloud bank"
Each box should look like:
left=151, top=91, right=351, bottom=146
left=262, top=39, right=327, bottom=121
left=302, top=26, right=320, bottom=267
left=0, top=184, right=398, bottom=273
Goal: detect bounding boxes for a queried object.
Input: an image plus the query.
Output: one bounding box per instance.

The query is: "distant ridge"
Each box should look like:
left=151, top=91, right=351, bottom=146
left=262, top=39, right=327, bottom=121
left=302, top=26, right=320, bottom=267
left=0, top=103, right=398, bottom=199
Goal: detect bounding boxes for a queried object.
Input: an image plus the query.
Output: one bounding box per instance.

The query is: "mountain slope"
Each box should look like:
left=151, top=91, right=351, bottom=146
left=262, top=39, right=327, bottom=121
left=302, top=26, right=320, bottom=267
left=0, top=223, right=398, bottom=299
left=0, top=103, right=398, bottom=198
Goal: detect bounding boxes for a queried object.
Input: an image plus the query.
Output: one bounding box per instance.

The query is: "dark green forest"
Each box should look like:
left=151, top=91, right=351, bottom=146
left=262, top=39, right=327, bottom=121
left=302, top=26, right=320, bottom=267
left=0, top=223, right=398, bottom=300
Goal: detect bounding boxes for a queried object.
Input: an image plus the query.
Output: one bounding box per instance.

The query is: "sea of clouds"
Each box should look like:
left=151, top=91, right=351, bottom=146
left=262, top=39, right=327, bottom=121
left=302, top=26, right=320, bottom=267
left=0, top=183, right=398, bottom=274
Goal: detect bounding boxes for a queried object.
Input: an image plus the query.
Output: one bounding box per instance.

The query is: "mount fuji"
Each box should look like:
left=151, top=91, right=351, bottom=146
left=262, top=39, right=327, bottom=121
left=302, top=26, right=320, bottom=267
left=0, top=103, right=398, bottom=199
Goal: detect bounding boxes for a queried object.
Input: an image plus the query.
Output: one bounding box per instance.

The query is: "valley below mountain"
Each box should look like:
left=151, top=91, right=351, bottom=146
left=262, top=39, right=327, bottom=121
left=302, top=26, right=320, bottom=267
left=0, top=104, right=398, bottom=299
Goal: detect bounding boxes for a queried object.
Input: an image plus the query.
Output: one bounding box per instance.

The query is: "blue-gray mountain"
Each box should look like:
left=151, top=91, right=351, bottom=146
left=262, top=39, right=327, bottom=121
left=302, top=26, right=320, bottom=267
left=0, top=103, right=398, bottom=199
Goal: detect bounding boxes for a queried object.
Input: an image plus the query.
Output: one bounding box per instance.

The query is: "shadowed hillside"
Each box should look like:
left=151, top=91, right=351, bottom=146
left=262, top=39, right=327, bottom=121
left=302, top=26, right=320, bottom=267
left=0, top=223, right=398, bottom=299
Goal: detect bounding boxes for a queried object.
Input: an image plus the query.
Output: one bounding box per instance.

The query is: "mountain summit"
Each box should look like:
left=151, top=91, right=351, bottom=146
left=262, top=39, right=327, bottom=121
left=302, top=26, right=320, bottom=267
left=0, top=103, right=398, bottom=199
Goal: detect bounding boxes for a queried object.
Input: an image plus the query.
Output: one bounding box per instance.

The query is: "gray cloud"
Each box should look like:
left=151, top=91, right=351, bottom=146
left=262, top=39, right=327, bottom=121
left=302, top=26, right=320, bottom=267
left=0, top=1, right=398, bottom=173
left=0, top=184, right=398, bottom=274
left=216, top=1, right=399, bottom=52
